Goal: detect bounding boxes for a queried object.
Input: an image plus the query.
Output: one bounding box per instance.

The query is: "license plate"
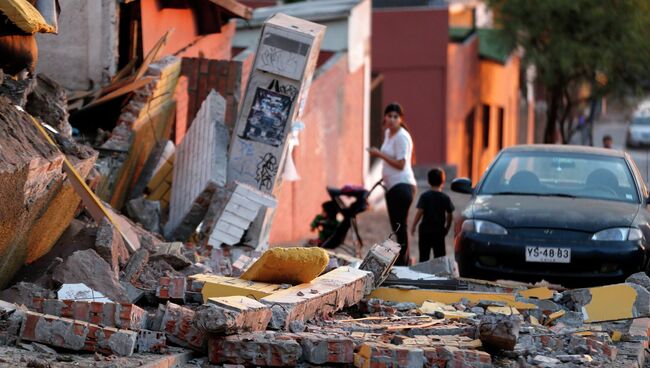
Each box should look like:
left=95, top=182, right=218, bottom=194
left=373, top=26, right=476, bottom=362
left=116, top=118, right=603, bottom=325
left=525, top=246, right=571, bottom=263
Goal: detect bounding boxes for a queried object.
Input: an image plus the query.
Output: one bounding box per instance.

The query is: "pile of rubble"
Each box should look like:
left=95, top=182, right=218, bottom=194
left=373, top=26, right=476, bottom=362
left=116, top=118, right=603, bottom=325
left=0, top=235, right=650, bottom=367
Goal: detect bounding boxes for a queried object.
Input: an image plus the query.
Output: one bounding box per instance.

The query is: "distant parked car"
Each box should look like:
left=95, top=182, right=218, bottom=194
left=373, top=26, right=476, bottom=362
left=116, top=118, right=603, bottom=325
left=626, top=102, right=650, bottom=147
left=451, top=144, right=650, bottom=286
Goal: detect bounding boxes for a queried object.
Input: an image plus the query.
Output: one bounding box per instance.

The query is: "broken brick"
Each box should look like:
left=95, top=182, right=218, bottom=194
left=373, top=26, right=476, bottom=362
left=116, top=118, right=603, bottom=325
left=359, top=240, right=402, bottom=288
left=159, top=302, right=206, bottom=351
left=150, top=242, right=191, bottom=270
left=95, top=217, right=129, bottom=277
left=19, top=311, right=136, bottom=356
left=354, top=342, right=425, bottom=368
left=294, top=332, right=355, bottom=365
left=136, top=329, right=168, bottom=354
left=193, top=296, right=271, bottom=334
left=156, top=276, right=186, bottom=301
left=52, top=249, right=130, bottom=302
left=208, top=332, right=302, bottom=366
left=120, top=248, right=149, bottom=284
left=38, top=299, right=146, bottom=330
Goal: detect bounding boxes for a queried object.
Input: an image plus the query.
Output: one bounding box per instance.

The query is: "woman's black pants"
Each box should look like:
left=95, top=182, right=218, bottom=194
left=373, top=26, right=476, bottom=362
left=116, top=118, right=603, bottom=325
left=385, top=183, right=415, bottom=266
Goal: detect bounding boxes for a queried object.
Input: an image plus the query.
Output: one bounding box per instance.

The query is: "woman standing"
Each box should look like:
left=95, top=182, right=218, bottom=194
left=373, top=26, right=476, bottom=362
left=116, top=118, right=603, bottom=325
left=368, top=102, right=417, bottom=266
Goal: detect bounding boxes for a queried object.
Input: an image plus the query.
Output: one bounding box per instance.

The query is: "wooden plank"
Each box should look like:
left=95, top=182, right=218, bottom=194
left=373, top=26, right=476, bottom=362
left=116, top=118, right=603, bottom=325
left=135, top=29, right=173, bottom=81
left=84, top=76, right=156, bottom=109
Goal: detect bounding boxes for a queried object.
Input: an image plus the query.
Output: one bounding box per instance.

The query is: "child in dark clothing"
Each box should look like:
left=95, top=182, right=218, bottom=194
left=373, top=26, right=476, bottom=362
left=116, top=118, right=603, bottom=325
left=309, top=201, right=340, bottom=246
left=411, top=168, right=455, bottom=262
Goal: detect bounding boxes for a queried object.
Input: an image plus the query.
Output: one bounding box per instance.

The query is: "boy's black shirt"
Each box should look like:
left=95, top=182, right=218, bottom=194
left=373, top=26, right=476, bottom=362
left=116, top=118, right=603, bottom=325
left=416, top=190, right=454, bottom=231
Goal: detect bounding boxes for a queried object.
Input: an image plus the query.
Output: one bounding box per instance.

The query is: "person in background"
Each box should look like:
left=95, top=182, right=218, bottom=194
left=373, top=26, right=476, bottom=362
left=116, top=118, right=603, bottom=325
left=411, top=168, right=455, bottom=262
left=603, top=135, right=613, bottom=149
left=367, top=102, right=417, bottom=265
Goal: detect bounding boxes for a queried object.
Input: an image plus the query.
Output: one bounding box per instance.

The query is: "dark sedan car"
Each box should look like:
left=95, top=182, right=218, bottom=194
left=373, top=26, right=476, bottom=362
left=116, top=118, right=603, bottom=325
left=451, top=144, right=650, bottom=286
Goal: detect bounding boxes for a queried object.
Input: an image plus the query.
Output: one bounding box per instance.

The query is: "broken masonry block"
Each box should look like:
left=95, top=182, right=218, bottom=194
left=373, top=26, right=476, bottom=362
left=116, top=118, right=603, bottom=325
left=165, top=90, right=229, bottom=241
left=25, top=74, right=72, bottom=137
left=0, top=75, right=35, bottom=106
left=422, top=346, right=492, bottom=368
left=126, top=196, right=162, bottom=234
left=293, top=332, right=356, bottom=365
left=354, top=342, right=425, bottom=368
left=156, top=276, right=187, bottom=302
left=150, top=242, right=192, bottom=270
left=159, top=302, right=206, bottom=351
left=208, top=246, right=233, bottom=276
left=478, top=314, right=521, bottom=351
left=193, top=296, right=271, bottom=334
left=0, top=282, right=56, bottom=308
left=0, top=301, right=25, bottom=346
left=121, top=281, right=145, bottom=304
left=0, top=96, right=65, bottom=289
left=136, top=329, right=168, bottom=354
left=208, top=332, right=302, bottom=366
left=38, top=299, right=147, bottom=330
left=52, top=249, right=130, bottom=303
left=121, top=248, right=150, bottom=284
left=95, top=217, right=130, bottom=277
left=240, top=247, right=329, bottom=285
left=360, top=239, right=401, bottom=288
left=19, top=311, right=137, bottom=356
left=201, top=181, right=277, bottom=248
left=260, top=266, right=373, bottom=330
left=231, top=254, right=260, bottom=277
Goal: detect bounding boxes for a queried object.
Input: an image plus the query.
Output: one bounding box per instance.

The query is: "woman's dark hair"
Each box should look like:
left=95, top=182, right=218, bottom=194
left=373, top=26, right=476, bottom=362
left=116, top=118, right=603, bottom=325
left=383, top=102, right=416, bottom=165
left=384, top=102, right=404, bottom=117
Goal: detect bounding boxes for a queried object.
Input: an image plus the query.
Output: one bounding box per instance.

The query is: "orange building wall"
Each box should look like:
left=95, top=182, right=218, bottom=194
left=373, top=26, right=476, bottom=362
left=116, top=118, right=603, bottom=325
left=269, top=54, right=366, bottom=244
left=372, top=8, right=449, bottom=165
left=446, top=36, right=480, bottom=180
left=477, top=55, right=521, bottom=176
left=140, top=0, right=235, bottom=60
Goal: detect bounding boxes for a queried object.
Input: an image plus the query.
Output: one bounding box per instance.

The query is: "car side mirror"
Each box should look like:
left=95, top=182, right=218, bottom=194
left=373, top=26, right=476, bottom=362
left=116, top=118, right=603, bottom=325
left=451, top=178, right=473, bottom=194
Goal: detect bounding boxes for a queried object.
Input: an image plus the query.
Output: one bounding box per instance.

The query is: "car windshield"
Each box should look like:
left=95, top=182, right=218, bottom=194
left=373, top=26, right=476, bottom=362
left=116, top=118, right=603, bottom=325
left=479, top=151, right=639, bottom=203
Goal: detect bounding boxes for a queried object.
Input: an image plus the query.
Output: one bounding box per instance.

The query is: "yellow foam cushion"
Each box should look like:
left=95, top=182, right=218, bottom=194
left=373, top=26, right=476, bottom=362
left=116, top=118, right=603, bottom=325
left=0, top=0, right=56, bottom=34
left=240, top=247, right=330, bottom=285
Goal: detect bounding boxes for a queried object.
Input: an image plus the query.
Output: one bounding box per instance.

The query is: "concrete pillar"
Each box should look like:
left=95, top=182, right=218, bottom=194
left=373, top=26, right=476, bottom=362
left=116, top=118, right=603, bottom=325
left=227, top=14, right=326, bottom=250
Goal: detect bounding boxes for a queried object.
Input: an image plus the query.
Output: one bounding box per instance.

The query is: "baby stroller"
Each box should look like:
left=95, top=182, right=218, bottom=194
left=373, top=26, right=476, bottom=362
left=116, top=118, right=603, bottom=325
left=320, top=180, right=383, bottom=256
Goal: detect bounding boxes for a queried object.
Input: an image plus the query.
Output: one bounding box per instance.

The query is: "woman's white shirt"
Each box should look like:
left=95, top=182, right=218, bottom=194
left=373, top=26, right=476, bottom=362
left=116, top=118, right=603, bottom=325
left=380, top=127, right=417, bottom=190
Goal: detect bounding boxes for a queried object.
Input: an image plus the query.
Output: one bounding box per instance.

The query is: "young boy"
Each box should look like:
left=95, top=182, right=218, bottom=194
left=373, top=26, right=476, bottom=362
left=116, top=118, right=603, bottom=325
left=411, top=168, right=455, bottom=262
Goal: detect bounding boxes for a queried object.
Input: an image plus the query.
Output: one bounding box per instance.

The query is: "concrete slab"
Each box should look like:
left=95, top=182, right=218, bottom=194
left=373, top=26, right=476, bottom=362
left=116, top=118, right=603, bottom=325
left=165, top=90, right=228, bottom=240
